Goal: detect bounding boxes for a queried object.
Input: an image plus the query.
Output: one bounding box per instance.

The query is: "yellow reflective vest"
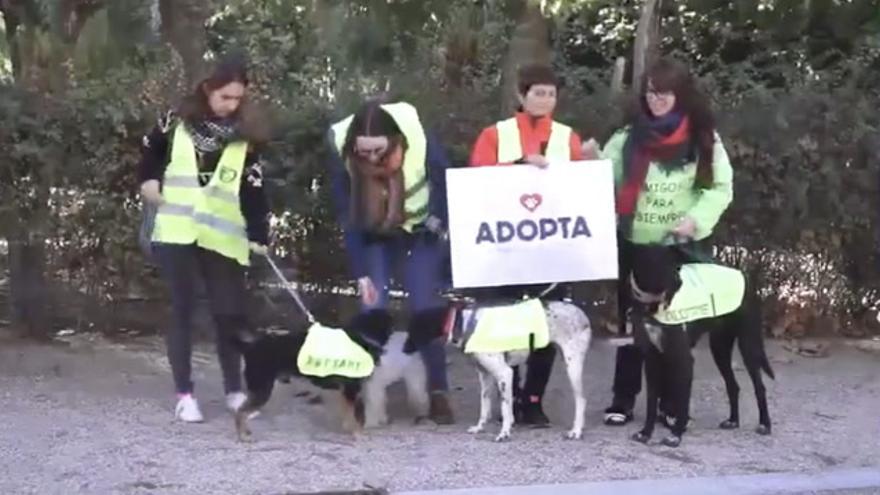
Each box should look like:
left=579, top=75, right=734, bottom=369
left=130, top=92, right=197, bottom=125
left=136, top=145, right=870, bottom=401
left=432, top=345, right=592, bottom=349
left=297, top=323, right=376, bottom=378
left=151, top=125, right=250, bottom=266
left=330, top=102, right=430, bottom=232
left=654, top=263, right=745, bottom=325
left=495, top=117, right=572, bottom=163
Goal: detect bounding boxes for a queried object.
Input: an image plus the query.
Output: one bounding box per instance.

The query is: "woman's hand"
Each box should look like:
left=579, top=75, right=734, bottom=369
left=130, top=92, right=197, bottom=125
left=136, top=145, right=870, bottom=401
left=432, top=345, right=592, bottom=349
left=249, top=242, right=268, bottom=256
left=523, top=154, right=549, bottom=168
left=140, top=180, right=163, bottom=205
left=358, top=276, right=379, bottom=306
left=670, top=216, right=697, bottom=240
left=581, top=138, right=601, bottom=160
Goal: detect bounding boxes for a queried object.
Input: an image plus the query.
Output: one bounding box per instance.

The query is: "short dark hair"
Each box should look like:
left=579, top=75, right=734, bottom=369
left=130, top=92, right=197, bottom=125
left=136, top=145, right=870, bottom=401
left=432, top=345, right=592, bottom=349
left=517, top=63, right=559, bottom=95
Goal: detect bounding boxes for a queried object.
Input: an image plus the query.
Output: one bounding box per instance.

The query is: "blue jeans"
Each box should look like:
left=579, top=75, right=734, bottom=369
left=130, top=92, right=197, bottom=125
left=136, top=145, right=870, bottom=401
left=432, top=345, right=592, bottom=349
left=360, top=231, right=449, bottom=392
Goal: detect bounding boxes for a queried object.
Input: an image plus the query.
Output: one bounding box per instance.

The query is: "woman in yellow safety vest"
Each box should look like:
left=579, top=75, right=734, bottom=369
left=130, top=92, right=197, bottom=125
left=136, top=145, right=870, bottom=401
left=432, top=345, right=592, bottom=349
left=138, top=53, right=270, bottom=423
left=326, top=99, right=456, bottom=424
left=469, top=63, right=586, bottom=428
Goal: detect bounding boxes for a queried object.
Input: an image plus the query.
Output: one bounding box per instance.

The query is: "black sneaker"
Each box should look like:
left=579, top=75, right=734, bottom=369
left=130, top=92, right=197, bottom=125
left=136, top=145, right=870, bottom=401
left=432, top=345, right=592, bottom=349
left=518, top=401, right=551, bottom=428
left=603, top=405, right=634, bottom=426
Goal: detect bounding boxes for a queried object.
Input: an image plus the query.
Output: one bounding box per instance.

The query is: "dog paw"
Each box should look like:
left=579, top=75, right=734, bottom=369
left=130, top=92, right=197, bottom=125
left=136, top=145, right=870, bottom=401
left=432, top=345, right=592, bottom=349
left=467, top=424, right=484, bottom=434
left=719, top=419, right=740, bottom=430
left=631, top=431, right=650, bottom=444
left=755, top=424, right=772, bottom=436
left=413, top=416, right=428, bottom=425
left=363, top=415, right=389, bottom=429
left=564, top=429, right=583, bottom=440
left=236, top=428, right=253, bottom=443
left=661, top=435, right=682, bottom=448
left=494, top=430, right=511, bottom=442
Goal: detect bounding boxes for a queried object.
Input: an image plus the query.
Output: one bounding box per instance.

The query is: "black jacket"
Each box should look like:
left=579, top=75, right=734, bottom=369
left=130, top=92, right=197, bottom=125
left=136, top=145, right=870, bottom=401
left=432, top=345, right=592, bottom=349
left=137, top=111, right=270, bottom=245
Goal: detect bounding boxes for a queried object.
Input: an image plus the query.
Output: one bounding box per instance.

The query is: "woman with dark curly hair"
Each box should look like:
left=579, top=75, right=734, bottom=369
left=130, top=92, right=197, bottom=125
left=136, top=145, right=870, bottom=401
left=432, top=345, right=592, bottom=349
left=593, top=56, right=734, bottom=426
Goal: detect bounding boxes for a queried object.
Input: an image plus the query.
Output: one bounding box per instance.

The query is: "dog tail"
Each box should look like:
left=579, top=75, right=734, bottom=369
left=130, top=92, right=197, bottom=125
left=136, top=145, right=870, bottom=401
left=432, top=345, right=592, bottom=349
left=760, top=349, right=775, bottom=380
left=744, top=281, right=775, bottom=381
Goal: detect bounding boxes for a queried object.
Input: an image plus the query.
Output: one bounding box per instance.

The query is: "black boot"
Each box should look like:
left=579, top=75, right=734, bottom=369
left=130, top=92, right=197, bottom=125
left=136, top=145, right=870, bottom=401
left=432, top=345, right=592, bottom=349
left=604, top=344, right=643, bottom=426
left=517, top=346, right=556, bottom=428
left=517, top=396, right=550, bottom=428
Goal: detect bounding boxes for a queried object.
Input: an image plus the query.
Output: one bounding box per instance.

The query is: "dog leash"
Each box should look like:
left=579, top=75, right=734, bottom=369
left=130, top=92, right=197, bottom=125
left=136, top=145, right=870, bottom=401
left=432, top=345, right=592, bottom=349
left=262, top=253, right=316, bottom=324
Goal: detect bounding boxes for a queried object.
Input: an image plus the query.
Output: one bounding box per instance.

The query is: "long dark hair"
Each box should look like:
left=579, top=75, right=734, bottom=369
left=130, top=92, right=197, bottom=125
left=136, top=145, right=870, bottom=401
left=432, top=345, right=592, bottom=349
left=626, top=57, right=717, bottom=186
left=176, top=54, right=270, bottom=144
left=341, top=101, right=405, bottom=162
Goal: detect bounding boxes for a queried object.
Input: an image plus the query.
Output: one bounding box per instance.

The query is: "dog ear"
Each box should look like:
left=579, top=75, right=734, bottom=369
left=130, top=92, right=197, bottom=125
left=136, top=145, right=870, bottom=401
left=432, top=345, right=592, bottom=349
left=345, top=309, right=394, bottom=353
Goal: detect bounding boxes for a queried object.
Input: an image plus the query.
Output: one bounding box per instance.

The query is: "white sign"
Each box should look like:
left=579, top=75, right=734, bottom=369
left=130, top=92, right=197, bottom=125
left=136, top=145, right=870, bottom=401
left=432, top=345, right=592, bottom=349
left=446, top=160, right=618, bottom=288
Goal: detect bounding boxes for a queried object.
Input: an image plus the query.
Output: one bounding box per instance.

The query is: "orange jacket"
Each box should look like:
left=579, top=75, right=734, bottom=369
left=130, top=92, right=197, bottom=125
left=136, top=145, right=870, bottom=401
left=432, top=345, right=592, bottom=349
left=469, top=112, right=584, bottom=166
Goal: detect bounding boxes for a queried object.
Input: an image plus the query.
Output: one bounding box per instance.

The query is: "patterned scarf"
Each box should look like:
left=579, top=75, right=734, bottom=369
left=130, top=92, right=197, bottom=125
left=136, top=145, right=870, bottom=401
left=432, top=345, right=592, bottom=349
left=617, top=111, right=692, bottom=234
left=350, top=144, right=406, bottom=234
left=184, top=118, right=239, bottom=154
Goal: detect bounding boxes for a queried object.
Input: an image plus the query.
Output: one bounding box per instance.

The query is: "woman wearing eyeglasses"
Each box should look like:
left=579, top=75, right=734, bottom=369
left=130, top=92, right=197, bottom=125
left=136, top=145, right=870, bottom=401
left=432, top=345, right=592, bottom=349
left=326, top=100, right=456, bottom=424
left=589, top=57, right=734, bottom=427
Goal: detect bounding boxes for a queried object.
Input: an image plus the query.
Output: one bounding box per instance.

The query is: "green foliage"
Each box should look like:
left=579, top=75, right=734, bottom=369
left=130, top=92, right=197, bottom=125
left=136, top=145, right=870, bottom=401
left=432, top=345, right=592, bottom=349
left=1, top=0, right=880, bottom=335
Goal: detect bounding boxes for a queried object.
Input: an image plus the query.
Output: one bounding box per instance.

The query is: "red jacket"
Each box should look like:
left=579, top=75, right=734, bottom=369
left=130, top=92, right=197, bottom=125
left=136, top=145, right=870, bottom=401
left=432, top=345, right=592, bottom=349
left=469, top=112, right=584, bottom=166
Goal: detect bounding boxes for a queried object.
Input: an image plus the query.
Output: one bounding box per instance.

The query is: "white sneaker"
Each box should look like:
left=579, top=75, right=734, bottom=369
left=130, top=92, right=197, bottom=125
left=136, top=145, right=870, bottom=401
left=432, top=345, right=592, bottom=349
left=226, top=391, right=260, bottom=419
left=174, top=395, right=204, bottom=423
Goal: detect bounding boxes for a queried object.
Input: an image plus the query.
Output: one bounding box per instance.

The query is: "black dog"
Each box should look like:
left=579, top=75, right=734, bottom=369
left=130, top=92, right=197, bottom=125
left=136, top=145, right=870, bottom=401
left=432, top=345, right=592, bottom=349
left=627, top=244, right=774, bottom=448
left=230, top=309, right=394, bottom=442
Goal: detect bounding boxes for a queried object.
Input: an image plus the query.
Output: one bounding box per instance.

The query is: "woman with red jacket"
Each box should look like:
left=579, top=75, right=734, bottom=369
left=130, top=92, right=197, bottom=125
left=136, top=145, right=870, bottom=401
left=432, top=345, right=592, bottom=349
left=468, top=63, right=584, bottom=427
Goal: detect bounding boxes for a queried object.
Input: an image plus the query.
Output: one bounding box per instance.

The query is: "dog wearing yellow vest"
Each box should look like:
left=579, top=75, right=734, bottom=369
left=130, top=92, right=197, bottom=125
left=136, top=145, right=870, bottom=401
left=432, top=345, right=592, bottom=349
left=447, top=294, right=592, bottom=441
left=627, top=244, right=775, bottom=448
left=230, top=309, right=427, bottom=441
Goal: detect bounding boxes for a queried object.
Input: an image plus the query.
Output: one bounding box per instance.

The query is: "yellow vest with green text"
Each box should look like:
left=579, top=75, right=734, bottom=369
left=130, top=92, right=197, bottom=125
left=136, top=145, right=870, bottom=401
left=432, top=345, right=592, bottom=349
left=151, top=125, right=250, bottom=266
left=330, top=102, right=429, bottom=232
left=654, top=264, right=745, bottom=325
left=465, top=299, right=550, bottom=354
left=496, top=117, right=572, bottom=163
left=297, top=323, right=376, bottom=378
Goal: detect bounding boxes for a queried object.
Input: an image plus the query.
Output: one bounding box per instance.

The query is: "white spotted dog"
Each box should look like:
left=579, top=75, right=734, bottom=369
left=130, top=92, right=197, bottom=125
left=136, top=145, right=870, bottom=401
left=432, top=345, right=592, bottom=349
left=360, top=331, right=430, bottom=428
left=447, top=288, right=592, bottom=442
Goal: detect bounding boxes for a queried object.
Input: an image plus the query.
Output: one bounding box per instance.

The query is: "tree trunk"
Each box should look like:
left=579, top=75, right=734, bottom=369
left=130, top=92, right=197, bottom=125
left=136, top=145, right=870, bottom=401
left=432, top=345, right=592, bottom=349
left=499, top=0, right=552, bottom=115
left=632, top=0, right=662, bottom=92
left=7, top=231, right=50, bottom=336
left=1, top=1, right=23, bottom=78
left=159, top=0, right=209, bottom=85
left=611, top=56, right=626, bottom=93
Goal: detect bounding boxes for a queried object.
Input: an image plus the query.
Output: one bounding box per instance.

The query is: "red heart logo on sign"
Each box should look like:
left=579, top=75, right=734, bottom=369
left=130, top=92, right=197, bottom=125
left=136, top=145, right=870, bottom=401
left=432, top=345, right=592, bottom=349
left=520, top=193, right=543, bottom=213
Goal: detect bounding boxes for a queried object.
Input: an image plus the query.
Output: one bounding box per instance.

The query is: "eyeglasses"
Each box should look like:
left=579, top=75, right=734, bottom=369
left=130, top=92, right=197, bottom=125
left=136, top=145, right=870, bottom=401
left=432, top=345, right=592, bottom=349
left=354, top=145, right=389, bottom=159
left=646, top=88, right=674, bottom=101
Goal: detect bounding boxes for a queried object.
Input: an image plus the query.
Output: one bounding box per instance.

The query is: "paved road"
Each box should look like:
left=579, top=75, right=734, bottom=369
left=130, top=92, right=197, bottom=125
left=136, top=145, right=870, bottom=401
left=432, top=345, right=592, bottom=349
left=0, top=331, right=878, bottom=494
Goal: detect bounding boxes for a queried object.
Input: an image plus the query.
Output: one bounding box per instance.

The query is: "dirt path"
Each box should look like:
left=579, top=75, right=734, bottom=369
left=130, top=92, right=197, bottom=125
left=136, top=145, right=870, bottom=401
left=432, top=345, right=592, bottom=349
left=0, top=331, right=878, bottom=494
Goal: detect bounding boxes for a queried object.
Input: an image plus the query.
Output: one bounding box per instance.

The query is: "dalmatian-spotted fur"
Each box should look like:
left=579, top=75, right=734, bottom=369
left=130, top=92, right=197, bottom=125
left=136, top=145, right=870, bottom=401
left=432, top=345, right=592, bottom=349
left=452, top=301, right=592, bottom=442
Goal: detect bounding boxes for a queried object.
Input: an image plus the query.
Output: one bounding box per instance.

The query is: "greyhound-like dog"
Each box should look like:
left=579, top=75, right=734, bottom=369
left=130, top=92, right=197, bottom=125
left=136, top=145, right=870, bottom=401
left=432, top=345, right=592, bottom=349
left=446, top=289, right=592, bottom=442
left=627, top=243, right=774, bottom=448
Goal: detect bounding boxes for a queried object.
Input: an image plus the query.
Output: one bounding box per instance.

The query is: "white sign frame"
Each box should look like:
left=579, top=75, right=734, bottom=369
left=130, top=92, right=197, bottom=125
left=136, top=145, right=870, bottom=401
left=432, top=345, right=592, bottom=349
left=445, top=160, right=619, bottom=288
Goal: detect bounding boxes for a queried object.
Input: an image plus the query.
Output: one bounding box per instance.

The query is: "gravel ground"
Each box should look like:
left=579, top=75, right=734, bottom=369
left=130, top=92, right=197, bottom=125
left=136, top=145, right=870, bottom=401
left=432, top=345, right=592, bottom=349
left=0, top=330, right=878, bottom=495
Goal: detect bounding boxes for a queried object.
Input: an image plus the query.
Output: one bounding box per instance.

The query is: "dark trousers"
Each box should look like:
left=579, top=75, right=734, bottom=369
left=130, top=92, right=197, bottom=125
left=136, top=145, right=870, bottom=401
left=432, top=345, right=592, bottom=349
left=359, top=231, right=449, bottom=392
left=154, top=243, right=247, bottom=395
left=610, top=237, right=712, bottom=411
